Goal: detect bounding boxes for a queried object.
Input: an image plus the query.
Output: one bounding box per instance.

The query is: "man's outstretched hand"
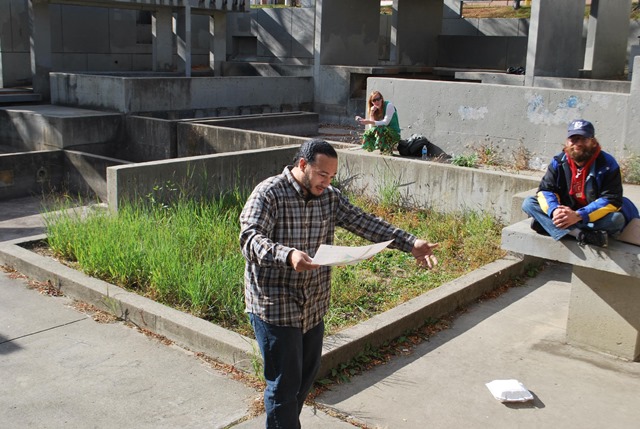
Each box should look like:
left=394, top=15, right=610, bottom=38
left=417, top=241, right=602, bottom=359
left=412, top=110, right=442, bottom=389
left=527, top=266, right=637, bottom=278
left=288, top=249, right=320, bottom=272
left=411, top=239, right=439, bottom=269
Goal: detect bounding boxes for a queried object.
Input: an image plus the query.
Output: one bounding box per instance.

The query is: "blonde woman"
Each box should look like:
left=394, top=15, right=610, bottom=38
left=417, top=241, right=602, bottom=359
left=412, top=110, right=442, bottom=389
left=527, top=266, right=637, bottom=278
left=355, top=91, right=401, bottom=154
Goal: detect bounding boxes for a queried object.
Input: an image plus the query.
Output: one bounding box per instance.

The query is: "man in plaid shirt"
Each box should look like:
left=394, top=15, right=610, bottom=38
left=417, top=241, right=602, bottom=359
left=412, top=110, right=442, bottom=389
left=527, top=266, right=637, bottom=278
left=240, top=139, right=438, bottom=428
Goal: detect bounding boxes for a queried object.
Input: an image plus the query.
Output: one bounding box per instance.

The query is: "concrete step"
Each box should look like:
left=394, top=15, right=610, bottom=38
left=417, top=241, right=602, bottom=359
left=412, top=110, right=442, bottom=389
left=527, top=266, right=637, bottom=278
left=0, top=88, right=42, bottom=105
left=0, top=104, right=122, bottom=152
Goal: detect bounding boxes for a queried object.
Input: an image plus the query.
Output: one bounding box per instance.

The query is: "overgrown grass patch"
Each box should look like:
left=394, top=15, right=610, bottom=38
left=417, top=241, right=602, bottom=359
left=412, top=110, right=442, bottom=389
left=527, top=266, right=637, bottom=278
left=44, top=190, right=506, bottom=338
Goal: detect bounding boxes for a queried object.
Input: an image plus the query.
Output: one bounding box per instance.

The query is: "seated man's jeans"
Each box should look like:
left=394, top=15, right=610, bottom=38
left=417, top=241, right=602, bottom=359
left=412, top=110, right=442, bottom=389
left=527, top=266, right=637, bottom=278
left=522, top=196, right=625, bottom=241
left=250, top=313, right=324, bottom=429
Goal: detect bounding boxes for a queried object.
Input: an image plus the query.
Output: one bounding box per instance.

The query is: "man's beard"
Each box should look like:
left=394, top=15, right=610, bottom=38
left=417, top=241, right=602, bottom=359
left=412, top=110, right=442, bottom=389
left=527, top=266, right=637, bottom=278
left=567, top=146, right=595, bottom=164
left=302, top=172, right=319, bottom=200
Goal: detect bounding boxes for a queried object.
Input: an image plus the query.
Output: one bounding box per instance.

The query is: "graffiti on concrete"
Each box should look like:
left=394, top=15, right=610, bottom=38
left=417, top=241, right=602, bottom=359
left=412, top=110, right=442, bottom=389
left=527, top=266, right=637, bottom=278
left=458, top=105, right=489, bottom=120
left=526, top=93, right=585, bottom=125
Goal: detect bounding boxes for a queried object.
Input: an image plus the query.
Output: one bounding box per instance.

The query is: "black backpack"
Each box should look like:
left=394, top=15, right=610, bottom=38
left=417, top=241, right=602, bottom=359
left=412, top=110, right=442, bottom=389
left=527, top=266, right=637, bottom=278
left=398, top=134, right=430, bottom=157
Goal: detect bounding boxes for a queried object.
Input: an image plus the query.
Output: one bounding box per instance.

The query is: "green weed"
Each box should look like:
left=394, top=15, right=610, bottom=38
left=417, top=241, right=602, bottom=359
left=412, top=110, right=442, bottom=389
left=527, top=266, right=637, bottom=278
left=621, top=152, right=640, bottom=185
left=44, top=187, right=505, bottom=338
left=451, top=153, right=478, bottom=168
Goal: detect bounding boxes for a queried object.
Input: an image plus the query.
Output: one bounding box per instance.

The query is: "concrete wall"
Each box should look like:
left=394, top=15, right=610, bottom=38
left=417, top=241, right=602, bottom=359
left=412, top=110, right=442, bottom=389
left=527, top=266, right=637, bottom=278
left=0, top=150, right=124, bottom=201
left=177, top=125, right=309, bottom=157
left=64, top=150, right=130, bottom=201
left=338, top=151, right=541, bottom=223
left=437, top=36, right=527, bottom=69
left=107, top=146, right=301, bottom=211
left=0, top=151, right=64, bottom=200
left=195, top=111, right=319, bottom=136
left=228, top=7, right=315, bottom=64
left=50, top=73, right=314, bottom=114
left=0, top=0, right=31, bottom=87
left=124, top=115, right=177, bottom=162
left=106, top=141, right=542, bottom=223
left=368, top=75, right=640, bottom=165
left=123, top=111, right=318, bottom=161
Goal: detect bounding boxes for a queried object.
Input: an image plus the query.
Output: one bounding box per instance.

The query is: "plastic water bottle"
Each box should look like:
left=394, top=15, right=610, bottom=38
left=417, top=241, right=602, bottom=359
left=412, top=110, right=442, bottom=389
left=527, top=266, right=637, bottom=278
left=421, top=144, right=428, bottom=160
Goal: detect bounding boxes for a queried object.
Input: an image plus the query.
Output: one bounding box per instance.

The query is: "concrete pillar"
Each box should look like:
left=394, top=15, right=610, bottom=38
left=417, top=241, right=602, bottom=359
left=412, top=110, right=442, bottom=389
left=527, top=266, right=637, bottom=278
left=389, top=1, right=399, bottom=64
left=583, top=0, right=633, bottom=79
left=567, top=266, right=640, bottom=361
left=210, top=11, right=227, bottom=76
left=176, top=4, right=192, bottom=77
left=152, top=8, right=174, bottom=72
left=525, top=0, right=585, bottom=86
left=623, top=56, right=640, bottom=157
left=315, top=0, right=378, bottom=66
left=27, top=0, right=52, bottom=99
left=393, top=0, right=442, bottom=66
left=630, top=44, right=640, bottom=81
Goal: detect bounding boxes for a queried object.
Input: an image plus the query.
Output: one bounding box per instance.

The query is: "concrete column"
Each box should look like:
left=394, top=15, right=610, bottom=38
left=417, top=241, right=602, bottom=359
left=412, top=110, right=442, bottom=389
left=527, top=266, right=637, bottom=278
left=623, top=56, right=640, bottom=157
left=389, top=1, right=399, bottom=64
left=176, top=4, right=192, bottom=77
left=152, top=8, right=174, bottom=72
left=567, top=266, right=640, bottom=361
left=525, top=0, right=585, bottom=86
left=313, top=0, right=323, bottom=106
left=583, top=0, right=633, bottom=79
left=210, top=11, right=227, bottom=76
left=27, top=0, right=52, bottom=99
left=315, top=0, right=378, bottom=66
left=393, top=0, right=442, bottom=66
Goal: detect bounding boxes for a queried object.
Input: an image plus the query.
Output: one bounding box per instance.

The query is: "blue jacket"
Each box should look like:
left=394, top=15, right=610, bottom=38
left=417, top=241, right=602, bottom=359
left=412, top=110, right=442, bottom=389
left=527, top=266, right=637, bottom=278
left=537, top=150, right=638, bottom=225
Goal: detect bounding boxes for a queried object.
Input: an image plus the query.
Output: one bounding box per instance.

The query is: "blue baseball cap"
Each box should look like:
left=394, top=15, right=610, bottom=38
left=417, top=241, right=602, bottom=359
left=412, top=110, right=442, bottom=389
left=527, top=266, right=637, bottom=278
left=567, top=119, right=595, bottom=138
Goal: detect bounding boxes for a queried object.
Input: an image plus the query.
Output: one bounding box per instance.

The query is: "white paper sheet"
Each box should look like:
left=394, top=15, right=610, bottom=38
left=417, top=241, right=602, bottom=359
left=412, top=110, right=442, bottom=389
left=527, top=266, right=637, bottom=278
left=311, top=240, right=394, bottom=266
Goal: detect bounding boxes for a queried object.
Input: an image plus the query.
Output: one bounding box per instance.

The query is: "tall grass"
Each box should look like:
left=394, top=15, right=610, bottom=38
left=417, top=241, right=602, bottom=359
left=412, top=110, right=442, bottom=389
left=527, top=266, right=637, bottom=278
left=44, top=187, right=505, bottom=337
left=326, top=194, right=505, bottom=334
left=45, top=191, right=248, bottom=332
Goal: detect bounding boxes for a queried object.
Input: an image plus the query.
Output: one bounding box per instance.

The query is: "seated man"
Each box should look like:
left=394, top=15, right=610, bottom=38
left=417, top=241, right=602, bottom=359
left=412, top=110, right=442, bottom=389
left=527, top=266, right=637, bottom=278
left=522, top=119, right=638, bottom=248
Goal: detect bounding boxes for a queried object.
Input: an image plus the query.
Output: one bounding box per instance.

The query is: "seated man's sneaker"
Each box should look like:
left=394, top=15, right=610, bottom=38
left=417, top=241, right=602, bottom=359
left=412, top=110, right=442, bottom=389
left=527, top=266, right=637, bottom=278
left=577, top=230, right=608, bottom=248
left=530, top=219, right=548, bottom=235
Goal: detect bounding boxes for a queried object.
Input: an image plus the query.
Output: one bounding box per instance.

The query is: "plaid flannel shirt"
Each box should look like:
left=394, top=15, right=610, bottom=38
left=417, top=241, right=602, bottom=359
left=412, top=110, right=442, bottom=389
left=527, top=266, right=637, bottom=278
left=239, top=166, right=417, bottom=332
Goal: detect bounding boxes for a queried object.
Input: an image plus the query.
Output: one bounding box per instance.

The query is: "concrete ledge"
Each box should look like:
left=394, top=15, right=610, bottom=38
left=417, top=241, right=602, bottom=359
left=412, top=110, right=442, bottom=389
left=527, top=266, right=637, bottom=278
left=455, top=72, right=525, bottom=85
left=50, top=73, right=314, bottom=114
left=0, top=236, right=528, bottom=378
left=0, top=105, right=123, bottom=152
left=502, top=219, right=640, bottom=278
left=0, top=93, right=42, bottom=104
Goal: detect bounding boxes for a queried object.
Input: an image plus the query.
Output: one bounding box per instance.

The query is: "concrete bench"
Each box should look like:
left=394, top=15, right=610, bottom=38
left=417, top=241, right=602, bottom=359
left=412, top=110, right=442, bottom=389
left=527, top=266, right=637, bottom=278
left=502, top=219, right=640, bottom=361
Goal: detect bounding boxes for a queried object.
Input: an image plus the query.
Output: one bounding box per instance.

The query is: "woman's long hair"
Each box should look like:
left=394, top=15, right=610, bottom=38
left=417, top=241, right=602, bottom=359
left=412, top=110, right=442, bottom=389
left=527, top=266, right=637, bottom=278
left=367, top=91, right=384, bottom=121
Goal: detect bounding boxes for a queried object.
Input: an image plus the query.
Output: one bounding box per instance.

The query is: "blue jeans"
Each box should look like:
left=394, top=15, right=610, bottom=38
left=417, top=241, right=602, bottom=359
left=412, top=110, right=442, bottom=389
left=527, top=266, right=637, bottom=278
left=521, top=195, right=625, bottom=241
left=250, top=313, right=324, bottom=429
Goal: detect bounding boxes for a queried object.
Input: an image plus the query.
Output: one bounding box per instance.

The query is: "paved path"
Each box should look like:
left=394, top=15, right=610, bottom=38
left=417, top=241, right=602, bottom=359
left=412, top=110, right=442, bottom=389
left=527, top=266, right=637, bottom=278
left=2, top=196, right=640, bottom=428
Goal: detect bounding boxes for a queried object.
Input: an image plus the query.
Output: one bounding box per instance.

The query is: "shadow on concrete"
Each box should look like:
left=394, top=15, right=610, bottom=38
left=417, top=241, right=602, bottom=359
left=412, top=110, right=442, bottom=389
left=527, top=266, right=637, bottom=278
left=318, top=262, right=572, bottom=403
left=0, top=196, right=45, bottom=222
left=0, top=333, right=23, bottom=355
